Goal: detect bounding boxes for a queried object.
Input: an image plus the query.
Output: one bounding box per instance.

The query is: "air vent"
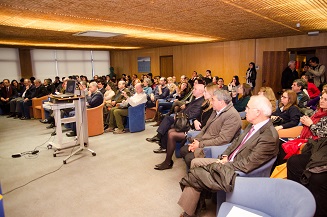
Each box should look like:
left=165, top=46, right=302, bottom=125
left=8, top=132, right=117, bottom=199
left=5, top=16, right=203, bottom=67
left=73, top=31, right=123, bottom=38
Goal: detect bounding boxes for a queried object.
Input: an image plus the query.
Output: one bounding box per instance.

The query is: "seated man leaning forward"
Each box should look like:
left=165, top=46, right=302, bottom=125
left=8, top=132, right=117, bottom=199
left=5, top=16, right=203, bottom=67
left=106, top=83, right=147, bottom=134
left=66, top=81, right=103, bottom=137
left=146, top=83, right=205, bottom=152
left=180, top=89, right=242, bottom=168
left=178, top=95, right=279, bottom=217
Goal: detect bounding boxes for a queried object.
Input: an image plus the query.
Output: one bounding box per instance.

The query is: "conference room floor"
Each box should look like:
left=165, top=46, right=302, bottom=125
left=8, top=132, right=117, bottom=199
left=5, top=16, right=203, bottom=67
left=0, top=116, right=216, bottom=217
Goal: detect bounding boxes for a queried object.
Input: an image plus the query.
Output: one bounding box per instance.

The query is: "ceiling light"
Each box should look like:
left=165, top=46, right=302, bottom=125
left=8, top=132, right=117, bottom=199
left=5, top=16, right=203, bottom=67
left=73, top=31, right=124, bottom=38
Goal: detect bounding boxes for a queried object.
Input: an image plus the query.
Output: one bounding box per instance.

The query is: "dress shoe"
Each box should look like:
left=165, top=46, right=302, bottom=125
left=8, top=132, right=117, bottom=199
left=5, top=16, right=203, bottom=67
left=7, top=114, right=15, bottom=118
left=155, top=160, right=174, bottom=168
left=146, top=136, right=160, bottom=143
left=154, top=160, right=174, bottom=170
left=104, top=124, right=109, bottom=130
left=20, top=116, right=30, bottom=120
left=113, top=129, right=125, bottom=134
left=153, top=147, right=167, bottom=154
left=46, top=123, right=55, bottom=129
left=66, top=132, right=77, bottom=137
left=51, top=131, right=56, bottom=136
left=104, top=127, right=114, bottom=133
left=40, top=119, right=49, bottom=124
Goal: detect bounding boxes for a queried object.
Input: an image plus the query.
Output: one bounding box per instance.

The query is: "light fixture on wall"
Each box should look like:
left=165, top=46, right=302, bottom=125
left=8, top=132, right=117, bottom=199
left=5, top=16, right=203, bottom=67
left=308, top=31, right=319, bottom=36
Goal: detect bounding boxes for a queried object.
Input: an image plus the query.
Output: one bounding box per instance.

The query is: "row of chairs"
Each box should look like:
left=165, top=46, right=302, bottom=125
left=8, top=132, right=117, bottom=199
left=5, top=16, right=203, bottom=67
left=31, top=96, right=146, bottom=137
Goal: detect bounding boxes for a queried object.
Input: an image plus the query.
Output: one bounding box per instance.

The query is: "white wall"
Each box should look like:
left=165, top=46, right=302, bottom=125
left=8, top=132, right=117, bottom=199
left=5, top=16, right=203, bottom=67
left=0, top=48, right=21, bottom=82
left=31, top=49, right=110, bottom=80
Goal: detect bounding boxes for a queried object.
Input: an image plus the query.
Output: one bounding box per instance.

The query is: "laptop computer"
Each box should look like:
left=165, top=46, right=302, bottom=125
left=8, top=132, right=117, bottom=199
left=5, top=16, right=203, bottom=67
left=53, top=80, right=76, bottom=98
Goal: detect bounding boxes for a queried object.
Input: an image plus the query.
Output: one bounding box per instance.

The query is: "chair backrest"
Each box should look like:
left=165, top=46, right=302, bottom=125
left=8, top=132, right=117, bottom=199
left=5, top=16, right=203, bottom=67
left=278, top=126, right=303, bottom=138
left=128, top=103, right=145, bottom=132
left=235, top=156, right=277, bottom=177
left=87, top=103, right=104, bottom=137
left=218, top=177, right=316, bottom=217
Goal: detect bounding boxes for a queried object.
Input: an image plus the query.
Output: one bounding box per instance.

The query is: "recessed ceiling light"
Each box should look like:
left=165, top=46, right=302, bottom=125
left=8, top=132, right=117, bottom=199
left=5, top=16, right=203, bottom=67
left=73, top=31, right=124, bottom=38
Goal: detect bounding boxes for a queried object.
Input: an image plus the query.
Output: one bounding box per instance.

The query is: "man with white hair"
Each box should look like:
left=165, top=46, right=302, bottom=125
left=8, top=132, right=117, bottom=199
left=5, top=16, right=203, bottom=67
left=178, top=95, right=279, bottom=217
left=106, top=83, right=147, bottom=134
left=281, top=60, right=299, bottom=90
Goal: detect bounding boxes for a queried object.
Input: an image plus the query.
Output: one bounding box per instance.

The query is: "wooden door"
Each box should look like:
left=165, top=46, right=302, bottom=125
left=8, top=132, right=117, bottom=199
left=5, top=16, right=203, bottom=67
left=160, top=55, right=173, bottom=78
left=315, top=48, right=327, bottom=66
left=262, top=51, right=289, bottom=96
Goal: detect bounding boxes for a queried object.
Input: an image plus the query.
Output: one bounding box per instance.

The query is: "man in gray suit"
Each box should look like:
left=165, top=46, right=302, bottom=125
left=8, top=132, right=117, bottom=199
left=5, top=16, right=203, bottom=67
left=180, top=89, right=242, bottom=168
left=178, top=95, right=279, bottom=217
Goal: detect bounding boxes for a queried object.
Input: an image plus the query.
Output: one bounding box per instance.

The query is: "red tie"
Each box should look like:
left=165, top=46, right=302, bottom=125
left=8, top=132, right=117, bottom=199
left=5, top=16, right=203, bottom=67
left=228, top=126, right=255, bottom=161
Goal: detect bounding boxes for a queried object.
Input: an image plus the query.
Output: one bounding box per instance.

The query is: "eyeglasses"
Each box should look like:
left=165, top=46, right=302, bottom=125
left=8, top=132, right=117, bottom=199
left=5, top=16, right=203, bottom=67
left=320, top=96, right=327, bottom=102
left=246, top=106, right=258, bottom=110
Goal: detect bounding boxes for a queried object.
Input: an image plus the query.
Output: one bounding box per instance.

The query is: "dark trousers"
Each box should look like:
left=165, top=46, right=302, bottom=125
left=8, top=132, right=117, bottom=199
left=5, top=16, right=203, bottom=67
left=21, top=100, right=32, bottom=118
left=180, top=145, right=195, bottom=168
left=157, top=115, right=174, bottom=136
left=288, top=153, right=327, bottom=217
left=0, top=101, right=10, bottom=114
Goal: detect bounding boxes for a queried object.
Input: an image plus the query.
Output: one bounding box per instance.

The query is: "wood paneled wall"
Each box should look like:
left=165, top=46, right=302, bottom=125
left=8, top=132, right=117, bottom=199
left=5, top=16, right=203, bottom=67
left=18, top=48, right=33, bottom=79
left=111, top=33, right=327, bottom=93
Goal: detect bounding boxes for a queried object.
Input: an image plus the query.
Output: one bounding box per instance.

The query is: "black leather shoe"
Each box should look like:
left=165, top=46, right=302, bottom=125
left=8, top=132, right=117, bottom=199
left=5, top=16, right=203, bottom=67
left=154, top=160, right=174, bottom=170
left=155, top=160, right=174, bottom=168
left=40, top=119, right=49, bottom=124
left=20, top=116, right=30, bottom=120
left=153, top=147, right=167, bottom=154
left=146, top=136, right=160, bottom=143
left=46, top=123, right=55, bottom=129
left=7, top=114, right=15, bottom=118
left=51, top=131, right=56, bottom=136
left=66, top=132, right=77, bottom=137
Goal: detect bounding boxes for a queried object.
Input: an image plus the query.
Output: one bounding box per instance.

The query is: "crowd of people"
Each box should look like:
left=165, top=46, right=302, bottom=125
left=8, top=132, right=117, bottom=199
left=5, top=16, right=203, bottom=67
left=1, top=57, right=327, bottom=217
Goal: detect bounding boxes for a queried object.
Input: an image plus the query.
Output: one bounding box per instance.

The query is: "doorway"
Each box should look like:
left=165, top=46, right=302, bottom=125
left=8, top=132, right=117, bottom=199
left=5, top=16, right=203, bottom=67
left=160, top=55, right=173, bottom=78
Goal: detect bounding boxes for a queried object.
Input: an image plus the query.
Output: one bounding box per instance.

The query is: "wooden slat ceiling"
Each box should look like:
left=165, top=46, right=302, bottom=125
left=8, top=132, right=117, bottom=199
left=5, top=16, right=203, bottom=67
left=0, top=0, right=326, bottom=50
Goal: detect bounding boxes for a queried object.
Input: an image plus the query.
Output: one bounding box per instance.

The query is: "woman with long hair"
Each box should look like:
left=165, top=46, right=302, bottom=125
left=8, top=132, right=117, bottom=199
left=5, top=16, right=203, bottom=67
left=245, top=62, right=257, bottom=89
left=154, top=83, right=218, bottom=170
left=227, top=75, right=240, bottom=92
left=258, top=86, right=277, bottom=112
left=232, top=83, right=252, bottom=112
left=271, top=90, right=301, bottom=131
left=287, top=91, right=327, bottom=217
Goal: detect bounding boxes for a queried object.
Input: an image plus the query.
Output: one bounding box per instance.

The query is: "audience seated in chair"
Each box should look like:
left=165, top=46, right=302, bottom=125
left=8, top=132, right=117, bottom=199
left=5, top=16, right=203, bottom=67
left=66, top=81, right=104, bottom=137
left=154, top=84, right=217, bottom=170
left=180, top=89, right=242, bottom=169
left=177, top=95, right=279, bottom=217
left=106, top=83, right=147, bottom=134
left=146, top=84, right=205, bottom=170
left=231, top=83, right=252, bottom=112
left=271, top=89, right=301, bottom=131
left=0, top=79, right=17, bottom=115
left=20, top=79, right=48, bottom=120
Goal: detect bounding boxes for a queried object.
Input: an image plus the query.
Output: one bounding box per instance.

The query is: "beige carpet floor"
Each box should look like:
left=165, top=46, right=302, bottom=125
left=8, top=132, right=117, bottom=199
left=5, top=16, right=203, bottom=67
left=0, top=116, right=216, bottom=217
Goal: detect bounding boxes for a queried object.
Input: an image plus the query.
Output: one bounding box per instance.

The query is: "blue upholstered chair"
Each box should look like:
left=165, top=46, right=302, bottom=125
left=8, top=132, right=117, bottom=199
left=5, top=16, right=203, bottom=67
left=0, top=182, right=4, bottom=217
left=126, top=103, right=145, bottom=133
left=217, top=177, right=316, bottom=217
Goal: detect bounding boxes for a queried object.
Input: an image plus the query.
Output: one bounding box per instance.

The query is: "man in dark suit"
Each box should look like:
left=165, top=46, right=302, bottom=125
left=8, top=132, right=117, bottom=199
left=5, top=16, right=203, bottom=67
left=146, top=84, right=205, bottom=153
left=20, top=79, right=48, bottom=120
left=178, top=95, right=279, bottom=217
left=0, top=79, right=17, bottom=115
left=66, top=81, right=104, bottom=137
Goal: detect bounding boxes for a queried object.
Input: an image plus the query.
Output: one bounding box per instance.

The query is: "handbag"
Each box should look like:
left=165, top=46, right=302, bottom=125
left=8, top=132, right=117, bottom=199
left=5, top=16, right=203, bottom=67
left=173, top=112, right=191, bottom=132
left=282, top=138, right=307, bottom=160
left=272, top=116, right=284, bottom=126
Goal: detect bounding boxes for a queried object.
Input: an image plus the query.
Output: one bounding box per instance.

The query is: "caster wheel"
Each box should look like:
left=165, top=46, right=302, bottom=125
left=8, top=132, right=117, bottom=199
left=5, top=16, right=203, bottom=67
left=47, top=144, right=52, bottom=149
left=53, top=154, right=56, bottom=157
left=63, top=160, right=66, bottom=164
left=84, top=143, right=88, bottom=147
left=92, top=153, right=96, bottom=156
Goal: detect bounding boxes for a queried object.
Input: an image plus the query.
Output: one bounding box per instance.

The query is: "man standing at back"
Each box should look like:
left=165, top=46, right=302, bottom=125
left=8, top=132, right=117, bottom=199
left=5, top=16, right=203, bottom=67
left=281, top=60, right=298, bottom=90
left=178, top=95, right=279, bottom=217
left=307, top=56, right=326, bottom=89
